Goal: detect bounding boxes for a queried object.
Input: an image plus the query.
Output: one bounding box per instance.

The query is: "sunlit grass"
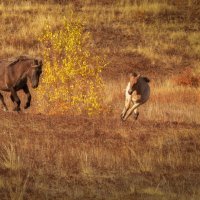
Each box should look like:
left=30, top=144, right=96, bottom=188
left=0, top=0, right=199, bottom=199
left=104, top=77, right=200, bottom=124
left=0, top=116, right=200, bottom=199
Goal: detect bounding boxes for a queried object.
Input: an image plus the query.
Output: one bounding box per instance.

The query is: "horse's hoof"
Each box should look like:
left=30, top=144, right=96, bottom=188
left=13, top=107, right=21, bottom=112
left=120, top=115, right=126, bottom=122
left=24, top=103, right=30, bottom=109
left=133, top=112, right=139, bottom=120
left=121, top=118, right=126, bottom=122
left=3, top=107, right=8, bottom=112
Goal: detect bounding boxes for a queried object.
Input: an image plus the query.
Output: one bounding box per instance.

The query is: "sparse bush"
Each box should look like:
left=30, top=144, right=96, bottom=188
left=36, top=16, right=106, bottom=115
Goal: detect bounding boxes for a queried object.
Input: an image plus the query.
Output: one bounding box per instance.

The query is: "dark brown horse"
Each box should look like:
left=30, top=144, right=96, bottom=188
left=0, top=55, right=42, bottom=111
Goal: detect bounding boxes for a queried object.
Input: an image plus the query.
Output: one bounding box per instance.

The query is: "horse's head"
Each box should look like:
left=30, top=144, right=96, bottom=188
left=27, top=59, right=43, bottom=88
left=128, top=72, right=140, bottom=95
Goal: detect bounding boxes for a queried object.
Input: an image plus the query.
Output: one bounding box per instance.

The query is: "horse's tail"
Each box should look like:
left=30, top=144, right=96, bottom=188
left=143, top=77, right=150, bottom=83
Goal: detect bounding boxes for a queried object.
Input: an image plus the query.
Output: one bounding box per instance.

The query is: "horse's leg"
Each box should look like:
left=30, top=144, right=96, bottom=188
left=121, top=95, right=131, bottom=120
left=122, top=102, right=140, bottom=121
left=23, top=84, right=31, bottom=109
left=10, top=88, right=21, bottom=111
left=133, top=108, right=139, bottom=120
left=0, top=93, right=8, bottom=111
left=10, top=94, right=14, bottom=103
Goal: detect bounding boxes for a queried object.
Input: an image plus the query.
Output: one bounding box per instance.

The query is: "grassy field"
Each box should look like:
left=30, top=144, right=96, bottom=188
left=0, top=0, right=200, bottom=199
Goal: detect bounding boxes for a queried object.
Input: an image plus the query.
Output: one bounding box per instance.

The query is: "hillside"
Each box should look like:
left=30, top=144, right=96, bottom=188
left=0, top=0, right=199, bottom=200
left=0, top=1, right=200, bottom=78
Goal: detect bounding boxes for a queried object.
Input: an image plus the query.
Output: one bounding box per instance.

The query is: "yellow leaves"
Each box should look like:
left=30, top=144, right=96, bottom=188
left=36, top=16, right=106, bottom=115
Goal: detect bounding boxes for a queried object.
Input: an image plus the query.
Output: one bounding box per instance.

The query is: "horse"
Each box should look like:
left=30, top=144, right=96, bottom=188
left=0, top=55, right=42, bottom=111
left=121, top=72, right=150, bottom=121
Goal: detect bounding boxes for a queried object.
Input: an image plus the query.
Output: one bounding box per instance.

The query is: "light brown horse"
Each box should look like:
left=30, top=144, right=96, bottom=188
left=121, top=72, right=150, bottom=121
left=0, top=55, right=42, bottom=111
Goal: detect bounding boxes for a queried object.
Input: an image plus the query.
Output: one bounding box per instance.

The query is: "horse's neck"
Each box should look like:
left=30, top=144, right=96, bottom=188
left=126, top=82, right=131, bottom=92
left=9, top=60, right=32, bottom=78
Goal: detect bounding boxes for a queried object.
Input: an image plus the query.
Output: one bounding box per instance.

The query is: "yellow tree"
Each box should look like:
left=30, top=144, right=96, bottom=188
left=36, top=17, right=105, bottom=115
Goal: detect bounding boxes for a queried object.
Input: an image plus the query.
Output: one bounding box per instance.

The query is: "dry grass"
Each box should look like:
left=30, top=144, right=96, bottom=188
left=0, top=113, right=200, bottom=199
left=0, top=3, right=74, bottom=58
left=104, top=77, right=200, bottom=124
left=0, top=0, right=199, bottom=199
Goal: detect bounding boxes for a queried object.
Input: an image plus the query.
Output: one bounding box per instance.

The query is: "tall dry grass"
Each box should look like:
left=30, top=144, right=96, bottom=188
left=104, top=76, right=200, bottom=124
left=0, top=114, right=199, bottom=199
left=0, top=0, right=199, bottom=199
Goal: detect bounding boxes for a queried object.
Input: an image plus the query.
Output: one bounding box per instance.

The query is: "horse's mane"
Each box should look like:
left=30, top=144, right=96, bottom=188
left=3, top=56, right=34, bottom=67
left=142, top=77, right=150, bottom=83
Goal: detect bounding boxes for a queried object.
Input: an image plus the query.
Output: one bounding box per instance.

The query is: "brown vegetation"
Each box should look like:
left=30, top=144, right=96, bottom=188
left=0, top=112, right=200, bottom=199
left=172, top=68, right=200, bottom=87
left=0, top=0, right=199, bottom=199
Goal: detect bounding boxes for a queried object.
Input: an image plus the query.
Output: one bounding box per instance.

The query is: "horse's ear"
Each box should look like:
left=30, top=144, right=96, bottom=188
left=136, top=74, right=141, bottom=79
left=130, top=72, right=138, bottom=77
left=34, top=58, right=43, bottom=67
left=38, top=58, right=43, bottom=66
